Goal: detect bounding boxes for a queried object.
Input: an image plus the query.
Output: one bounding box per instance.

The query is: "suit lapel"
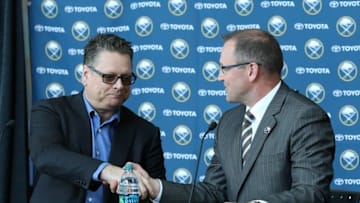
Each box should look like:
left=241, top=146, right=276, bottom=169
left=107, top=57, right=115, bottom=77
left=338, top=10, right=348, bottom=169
left=108, top=107, right=136, bottom=166
left=72, top=93, right=93, bottom=156
left=233, top=106, right=246, bottom=180
left=236, top=83, right=290, bottom=196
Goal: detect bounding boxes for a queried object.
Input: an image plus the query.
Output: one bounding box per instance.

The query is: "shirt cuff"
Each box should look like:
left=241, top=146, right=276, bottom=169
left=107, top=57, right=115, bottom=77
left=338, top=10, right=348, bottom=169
left=251, top=200, right=268, bottom=203
left=150, top=179, right=163, bottom=203
left=92, top=162, right=109, bottom=181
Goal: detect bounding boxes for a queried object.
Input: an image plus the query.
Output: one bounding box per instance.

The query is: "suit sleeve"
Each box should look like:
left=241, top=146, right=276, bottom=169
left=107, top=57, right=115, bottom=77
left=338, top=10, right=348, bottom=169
left=29, top=99, right=103, bottom=190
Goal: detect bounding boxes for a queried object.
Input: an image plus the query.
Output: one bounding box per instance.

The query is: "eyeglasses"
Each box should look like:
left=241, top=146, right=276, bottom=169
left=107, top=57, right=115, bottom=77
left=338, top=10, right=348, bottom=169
left=220, top=62, right=261, bottom=73
left=87, top=65, right=137, bottom=85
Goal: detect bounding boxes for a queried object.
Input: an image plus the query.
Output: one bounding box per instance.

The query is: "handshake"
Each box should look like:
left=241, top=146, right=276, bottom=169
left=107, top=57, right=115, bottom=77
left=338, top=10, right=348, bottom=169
left=99, top=162, right=260, bottom=203
left=99, top=162, right=159, bottom=200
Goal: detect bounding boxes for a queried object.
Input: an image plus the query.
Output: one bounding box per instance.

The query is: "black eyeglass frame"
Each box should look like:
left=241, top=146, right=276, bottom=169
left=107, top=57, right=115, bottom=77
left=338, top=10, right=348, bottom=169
left=220, top=62, right=261, bottom=73
left=86, top=65, right=137, bottom=85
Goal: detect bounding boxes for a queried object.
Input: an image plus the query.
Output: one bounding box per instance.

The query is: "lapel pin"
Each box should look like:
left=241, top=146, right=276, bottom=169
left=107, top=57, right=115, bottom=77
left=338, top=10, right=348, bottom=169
left=264, top=127, right=271, bottom=134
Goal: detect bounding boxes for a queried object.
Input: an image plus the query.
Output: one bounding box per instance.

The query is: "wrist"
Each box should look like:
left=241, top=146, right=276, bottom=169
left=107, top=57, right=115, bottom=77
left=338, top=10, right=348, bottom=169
left=149, top=178, right=162, bottom=200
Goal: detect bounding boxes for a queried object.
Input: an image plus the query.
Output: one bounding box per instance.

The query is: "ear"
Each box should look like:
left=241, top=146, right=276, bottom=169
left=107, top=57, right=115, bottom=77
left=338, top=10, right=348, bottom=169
left=81, top=65, right=89, bottom=85
left=248, top=63, right=260, bottom=81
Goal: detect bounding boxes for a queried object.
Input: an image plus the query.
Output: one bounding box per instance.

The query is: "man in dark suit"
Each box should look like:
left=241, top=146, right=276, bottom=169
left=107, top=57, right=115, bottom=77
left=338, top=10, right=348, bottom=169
left=134, top=29, right=335, bottom=203
left=29, top=34, right=166, bottom=203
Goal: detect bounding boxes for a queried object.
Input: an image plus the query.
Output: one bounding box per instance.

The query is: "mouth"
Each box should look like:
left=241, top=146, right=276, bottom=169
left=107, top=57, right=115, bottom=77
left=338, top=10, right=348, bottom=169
left=108, top=93, right=123, bottom=98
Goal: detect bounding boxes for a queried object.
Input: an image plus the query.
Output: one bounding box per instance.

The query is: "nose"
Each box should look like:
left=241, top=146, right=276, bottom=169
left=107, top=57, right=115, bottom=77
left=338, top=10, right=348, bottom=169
left=112, top=77, right=124, bottom=89
left=217, top=70, right=224, bottom=81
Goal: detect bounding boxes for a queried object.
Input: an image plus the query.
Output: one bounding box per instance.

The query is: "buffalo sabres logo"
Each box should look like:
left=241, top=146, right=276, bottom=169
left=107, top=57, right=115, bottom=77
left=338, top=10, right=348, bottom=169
left=267, top=15, right=287, bottom=37
left=173, top=125, right=192, bottom=146
left=304, top=38, right=324, bottom=60
left=45, top=40, right=62, bottom=61
left=71, top=21, right=90, bottom=41
left=305, top=83, right=325, bottom=104
left=340, top=149, right=359, bottom=171
left=104, top=0, right=123, bottom=19
left=135, top=16, right=153, bottom=37
left=170, top=38, right=190, bottom=60
left=234, top=0, right=254, bottom=16
left=41, top=0, right=58, bottom=19
left=281, top=62, right=288, bottom=80
left=173, top=168, right=192, bottom=184
left=202, top=61, right=219, bottom=82
left=172, top=82, right=191, bottom=103
left=204, top=147, right=214, bottom=166
left=136, top=59, right=155, bottom=80
left=74, top=64, right=83, bottom=83
left=138, top=102, right=156, bottom=122
left=302, top=0, right=322, bottom=16
left=337, top=60, right=358, bottom=82
left=336, top=16, right=357, bottom=38
left=168, top=0, right=187, bottom=16
left=45, top=82, right=65, bottom=98
left=203, top=104, right=222, bottom=125
left=339, top=105, right=358, bottom=127
left=201, top=18, right=219, bottom=39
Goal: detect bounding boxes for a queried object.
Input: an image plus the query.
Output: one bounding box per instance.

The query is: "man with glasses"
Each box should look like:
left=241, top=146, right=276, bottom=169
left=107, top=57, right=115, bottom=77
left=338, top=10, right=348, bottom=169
left=29, top=34, right=166, bottom=203
left=133, top=29, right=335, bottom=203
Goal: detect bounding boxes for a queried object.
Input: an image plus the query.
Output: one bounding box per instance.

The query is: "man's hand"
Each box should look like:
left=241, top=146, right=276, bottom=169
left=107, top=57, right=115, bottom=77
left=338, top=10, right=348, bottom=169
left=99, top=164, right=124, bottom=193
left=130, top=162, right=161, bottom=199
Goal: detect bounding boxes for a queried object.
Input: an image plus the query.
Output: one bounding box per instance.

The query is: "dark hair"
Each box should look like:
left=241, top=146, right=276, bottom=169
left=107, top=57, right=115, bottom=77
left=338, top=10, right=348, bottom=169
left=83, top=33, right=133, bottom=65
left=222, top=29, right=283, bottom=75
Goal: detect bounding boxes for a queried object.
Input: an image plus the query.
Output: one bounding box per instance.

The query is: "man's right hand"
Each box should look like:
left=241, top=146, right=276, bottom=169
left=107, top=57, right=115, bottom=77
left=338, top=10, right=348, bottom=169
left=130, top=162, right=161, bottom=199
left=99, top=164, right=124, bottom=193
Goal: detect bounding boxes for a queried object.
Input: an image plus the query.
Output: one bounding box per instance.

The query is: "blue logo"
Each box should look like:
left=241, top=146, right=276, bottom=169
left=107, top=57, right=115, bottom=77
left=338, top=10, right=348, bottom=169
left=104, top=0, right=123, bottom=19
left=135, top=16, right=153, bottom=37
left=204, top=147, right=214, bottom=166
left=340, top=149, right=359, bottom=171
left=136, top=59, right=155, bottom=80
left=41, top=0, right=58, bottom=19
left=281, top=62, right=288, bottom=79
left=45, top=40, right=62, bottom=61
left=138, top=102, right=156, bottom=122
left=36, top=66, right=46, bottom=75
left=305, top=83, right=325, bottom=104
left=45, top=82, right=65, bottom=98
left=302, top=0, right=322, bottom=15
left=74, top=64, right=83, bottom=83
left=172, top=82, right=191, bottom=103
left=234, top=0, right=254, bottom=16
left=304, top=38, right=324, bottom=60
left=173, top=125, right=192, bottom=146
left=71, top=21, right=90, bottom=41
left=267, top=15, right=287, bottom=37
left=339, top=105, right=358, bottom=127
left=203, top=104, right=222, bottom=125
left=201, top=18, right=219, bottom=39
left=168, top=0, right=187, bottom=16
left=338, top=60, right=358, bottom=82
left=336, top=16, right=357, bottom=37
left=202, top=61, right=219, bottom=82
left=173, top=168, right=192, bottom=184
left=170, top=39, right=190, bottom=60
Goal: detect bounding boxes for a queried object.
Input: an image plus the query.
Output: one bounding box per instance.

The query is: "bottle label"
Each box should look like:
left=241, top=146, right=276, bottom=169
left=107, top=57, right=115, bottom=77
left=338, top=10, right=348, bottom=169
left=119, top=194, right=139, bottom=203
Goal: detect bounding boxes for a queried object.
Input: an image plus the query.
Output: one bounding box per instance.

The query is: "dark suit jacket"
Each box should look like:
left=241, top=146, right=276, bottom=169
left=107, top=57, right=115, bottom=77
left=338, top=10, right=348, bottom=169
left=161, top=82, right=335, bottom=203
left=29, top=93, right=166, bottom=203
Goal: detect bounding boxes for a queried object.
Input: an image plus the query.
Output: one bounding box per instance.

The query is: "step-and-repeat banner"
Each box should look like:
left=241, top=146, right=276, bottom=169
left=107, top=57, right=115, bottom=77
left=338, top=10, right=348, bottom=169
left=28, top=0, right=359, bottom=192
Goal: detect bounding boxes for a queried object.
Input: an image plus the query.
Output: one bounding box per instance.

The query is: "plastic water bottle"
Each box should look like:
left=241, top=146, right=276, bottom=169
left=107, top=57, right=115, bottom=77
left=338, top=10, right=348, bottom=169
left=117, top=164, right=139, bottom=203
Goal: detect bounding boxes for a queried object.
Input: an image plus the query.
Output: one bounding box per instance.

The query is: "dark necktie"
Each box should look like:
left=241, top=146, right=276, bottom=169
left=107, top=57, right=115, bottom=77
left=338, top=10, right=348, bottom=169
left=241, top=110, right=255, bottom=166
